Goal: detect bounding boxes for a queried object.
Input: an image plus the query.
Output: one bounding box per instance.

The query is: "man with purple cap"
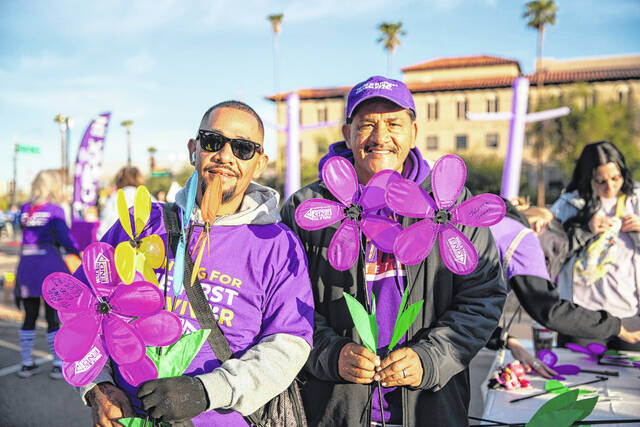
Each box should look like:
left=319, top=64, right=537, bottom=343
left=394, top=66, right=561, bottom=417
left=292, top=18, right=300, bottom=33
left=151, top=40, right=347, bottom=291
left=282, top=76, right=505, bottom=426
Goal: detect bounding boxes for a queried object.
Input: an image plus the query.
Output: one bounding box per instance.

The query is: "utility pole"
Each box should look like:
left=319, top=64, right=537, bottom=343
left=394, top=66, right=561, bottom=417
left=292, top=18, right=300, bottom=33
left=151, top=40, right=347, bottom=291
left=121, top=120, right=134, bottom=166
left=11, top=142, right=17, bottom=206
left=54, top=114, right=72, bottom=191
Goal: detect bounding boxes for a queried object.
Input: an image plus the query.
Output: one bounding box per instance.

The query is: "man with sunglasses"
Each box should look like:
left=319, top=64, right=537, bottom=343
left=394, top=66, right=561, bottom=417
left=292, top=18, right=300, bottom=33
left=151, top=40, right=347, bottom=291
left=281, top=76, right=505, bottom=426
left=79, top=101, right=314, bottom=426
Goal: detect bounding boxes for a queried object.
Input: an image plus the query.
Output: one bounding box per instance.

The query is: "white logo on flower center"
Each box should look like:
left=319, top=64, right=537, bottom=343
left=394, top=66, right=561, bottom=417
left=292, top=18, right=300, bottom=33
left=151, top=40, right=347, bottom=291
left=447, top=236, right=466, bottom=264
left=94, top=253, right=111, bottom=284
left=304, top=207, right=333, bottom=221
left=74, top=346, right=103, bottom=374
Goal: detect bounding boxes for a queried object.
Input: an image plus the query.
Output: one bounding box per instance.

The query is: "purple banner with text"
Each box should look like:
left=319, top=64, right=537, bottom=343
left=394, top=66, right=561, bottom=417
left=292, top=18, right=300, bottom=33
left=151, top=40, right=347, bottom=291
left=72, top=112, right=110, bottom=220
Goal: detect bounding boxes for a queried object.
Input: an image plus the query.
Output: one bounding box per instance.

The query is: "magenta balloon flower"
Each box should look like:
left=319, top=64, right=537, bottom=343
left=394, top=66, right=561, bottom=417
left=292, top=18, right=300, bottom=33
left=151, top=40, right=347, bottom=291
left=385, top=154, right=506, bottom=274
left=295, top=156, right=403, bottom=271
left=42, top=242, right=182, bottom=387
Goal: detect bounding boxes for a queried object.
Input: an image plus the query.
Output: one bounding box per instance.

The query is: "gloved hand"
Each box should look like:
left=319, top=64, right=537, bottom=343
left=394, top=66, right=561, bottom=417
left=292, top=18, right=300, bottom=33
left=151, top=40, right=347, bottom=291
left=137, top=376, right=209, bottom=423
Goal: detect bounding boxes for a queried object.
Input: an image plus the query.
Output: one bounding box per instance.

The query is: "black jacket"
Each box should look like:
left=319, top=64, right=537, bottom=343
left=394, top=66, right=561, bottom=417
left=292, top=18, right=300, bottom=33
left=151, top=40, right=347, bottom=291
left=281, top=178, right=506, bottom=427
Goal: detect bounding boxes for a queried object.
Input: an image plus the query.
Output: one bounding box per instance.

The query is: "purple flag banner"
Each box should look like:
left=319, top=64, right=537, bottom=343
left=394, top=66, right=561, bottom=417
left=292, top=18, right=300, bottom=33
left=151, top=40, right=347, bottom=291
left=72, top=112, right=110, bottom=220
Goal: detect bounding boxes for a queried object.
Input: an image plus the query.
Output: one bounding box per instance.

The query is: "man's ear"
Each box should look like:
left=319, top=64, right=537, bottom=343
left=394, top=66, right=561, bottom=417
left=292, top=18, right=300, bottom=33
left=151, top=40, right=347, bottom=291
left=342, top=123, right=352, bottom=150
left=187, top=138, right=196, bottom=165
left=252, top=154, right=270, bottom=179
left=410, top=120, right=418, bottom=149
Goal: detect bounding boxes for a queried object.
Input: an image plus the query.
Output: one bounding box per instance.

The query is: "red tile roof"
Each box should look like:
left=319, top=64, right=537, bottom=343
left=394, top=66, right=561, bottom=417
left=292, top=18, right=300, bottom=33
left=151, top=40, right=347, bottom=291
left=266, top=66, right=640, bottom=101
left=401, top=55, right=521, bottom=72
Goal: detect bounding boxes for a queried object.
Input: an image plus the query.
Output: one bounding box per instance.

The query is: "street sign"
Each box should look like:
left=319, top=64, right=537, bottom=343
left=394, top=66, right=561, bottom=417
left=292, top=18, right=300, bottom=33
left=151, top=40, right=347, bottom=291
left=151, top=171, right=170, bottom=177
left=15, top=144, right=40, bottom=154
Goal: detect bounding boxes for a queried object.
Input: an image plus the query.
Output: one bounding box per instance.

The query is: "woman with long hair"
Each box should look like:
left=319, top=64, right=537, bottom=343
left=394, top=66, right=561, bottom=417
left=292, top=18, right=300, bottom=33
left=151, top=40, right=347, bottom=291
left=15, top=169, right=79, bottom=378
left=551, top=141, right=640, bottom=350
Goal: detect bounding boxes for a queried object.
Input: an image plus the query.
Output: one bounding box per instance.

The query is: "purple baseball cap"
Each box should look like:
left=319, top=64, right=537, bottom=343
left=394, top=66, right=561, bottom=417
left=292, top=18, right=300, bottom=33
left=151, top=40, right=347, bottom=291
left=346, top=75, right=416, bottom=119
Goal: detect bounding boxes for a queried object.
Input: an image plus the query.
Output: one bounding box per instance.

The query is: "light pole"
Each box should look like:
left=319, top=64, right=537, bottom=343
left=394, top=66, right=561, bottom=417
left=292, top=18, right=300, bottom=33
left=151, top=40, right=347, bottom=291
left=54, top=114, right=73, bottom=191
left=121, top=120, right=134, bottom=166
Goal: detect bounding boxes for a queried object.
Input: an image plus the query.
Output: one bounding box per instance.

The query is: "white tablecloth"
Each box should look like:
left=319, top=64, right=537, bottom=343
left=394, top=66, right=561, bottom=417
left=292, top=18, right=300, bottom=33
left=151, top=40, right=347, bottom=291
left=480, top=342, right=640, bottom=426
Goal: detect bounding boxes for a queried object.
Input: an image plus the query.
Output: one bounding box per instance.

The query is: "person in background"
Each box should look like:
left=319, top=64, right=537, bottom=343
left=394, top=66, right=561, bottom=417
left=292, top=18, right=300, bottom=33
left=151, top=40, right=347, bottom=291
left=487, top=200, right=640, bottom=378
left=15, top=169, right=79, bottom=379
left=282, top=76, right=505, bottom=427
left=96, top=166, right=151, bottom=239
left=550, top=141, right=640, bottom=351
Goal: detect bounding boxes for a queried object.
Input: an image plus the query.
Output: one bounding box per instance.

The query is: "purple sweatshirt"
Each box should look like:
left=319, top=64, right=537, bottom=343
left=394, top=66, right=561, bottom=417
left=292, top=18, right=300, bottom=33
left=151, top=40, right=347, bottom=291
left=319, top=141, right=430, bottom=423
left=17, top=202, right=77, bottom=297
left=94, top=182, right=314, bottom=426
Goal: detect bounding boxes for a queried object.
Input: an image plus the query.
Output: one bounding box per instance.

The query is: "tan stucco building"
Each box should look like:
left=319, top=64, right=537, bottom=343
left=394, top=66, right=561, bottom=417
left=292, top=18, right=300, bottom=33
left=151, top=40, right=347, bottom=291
left=267, top=54, right=640, bottom=184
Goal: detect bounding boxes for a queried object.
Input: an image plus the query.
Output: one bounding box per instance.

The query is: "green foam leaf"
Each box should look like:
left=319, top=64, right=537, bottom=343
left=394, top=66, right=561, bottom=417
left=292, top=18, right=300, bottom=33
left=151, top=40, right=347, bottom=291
left=544, top=379, right=566, bottom=393
left=343, top=292, right=377, bottom=353
left=147, top=329, right=210, bottom=378
left=388, top=300, right=423, bottom=352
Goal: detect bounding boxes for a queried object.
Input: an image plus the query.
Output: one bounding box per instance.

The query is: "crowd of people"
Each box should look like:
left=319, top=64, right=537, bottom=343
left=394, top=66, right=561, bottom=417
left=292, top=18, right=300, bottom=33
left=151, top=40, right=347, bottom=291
left=7, top=75, right=640, bottom=426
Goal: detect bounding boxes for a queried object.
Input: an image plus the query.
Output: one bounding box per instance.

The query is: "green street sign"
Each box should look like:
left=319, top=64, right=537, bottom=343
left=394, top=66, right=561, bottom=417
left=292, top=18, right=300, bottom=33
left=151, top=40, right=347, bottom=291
left=151, top=171, right=170, bottom=177
left=16, top=145, right=40, bottom=154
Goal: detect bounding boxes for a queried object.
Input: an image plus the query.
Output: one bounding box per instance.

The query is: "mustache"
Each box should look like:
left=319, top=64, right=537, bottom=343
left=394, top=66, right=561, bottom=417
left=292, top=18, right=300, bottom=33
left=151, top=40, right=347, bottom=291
left=364, top=145, right=398, bottom=153
left=204, top=164, right=239, bottom=177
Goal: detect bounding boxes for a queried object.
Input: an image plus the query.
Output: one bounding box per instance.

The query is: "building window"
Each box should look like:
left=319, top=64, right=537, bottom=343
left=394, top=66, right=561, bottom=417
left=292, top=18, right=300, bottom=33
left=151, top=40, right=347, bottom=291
left=618, top=85, right=630, bottom=104
left=486, top=95, right=499, bottom=113
left=455, top=134, right=468, bottom=150
left=427, top=99, right=439, bottom=121
left=486, top=133, right=499, bottom=148
left=426, top=136, right=438, bottom=150
left=317, top=105, right=328, bottom=123
left=456, top=99, right=469, bottom=119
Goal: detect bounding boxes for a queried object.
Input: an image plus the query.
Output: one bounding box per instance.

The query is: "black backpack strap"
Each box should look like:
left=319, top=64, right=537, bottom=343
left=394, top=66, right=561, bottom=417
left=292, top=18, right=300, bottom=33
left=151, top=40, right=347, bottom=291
left=161, top=203, right=234, bottom=363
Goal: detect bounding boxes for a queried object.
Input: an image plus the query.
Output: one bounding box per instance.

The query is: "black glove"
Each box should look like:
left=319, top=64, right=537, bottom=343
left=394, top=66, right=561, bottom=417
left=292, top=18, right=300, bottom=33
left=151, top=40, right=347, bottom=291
left=137, top=376, right=209, bottom=422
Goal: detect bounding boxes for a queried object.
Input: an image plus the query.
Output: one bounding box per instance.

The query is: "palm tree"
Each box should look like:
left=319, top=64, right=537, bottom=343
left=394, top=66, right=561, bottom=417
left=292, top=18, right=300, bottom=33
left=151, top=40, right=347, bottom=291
left=377, top=22, right=405, bottom=78
left=267, top=13, right=284, bottom=94
left=524, top=0, right=557, bottom=206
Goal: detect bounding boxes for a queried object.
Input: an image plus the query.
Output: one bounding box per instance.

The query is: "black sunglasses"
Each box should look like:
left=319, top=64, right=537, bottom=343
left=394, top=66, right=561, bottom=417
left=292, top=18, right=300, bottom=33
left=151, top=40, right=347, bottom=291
left=198, top=130, right=263, bottom=161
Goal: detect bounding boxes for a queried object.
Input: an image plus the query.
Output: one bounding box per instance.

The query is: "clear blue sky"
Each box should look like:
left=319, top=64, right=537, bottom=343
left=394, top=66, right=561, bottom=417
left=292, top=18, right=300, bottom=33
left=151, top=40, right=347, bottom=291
left=1, top=0, right=639, bottom=193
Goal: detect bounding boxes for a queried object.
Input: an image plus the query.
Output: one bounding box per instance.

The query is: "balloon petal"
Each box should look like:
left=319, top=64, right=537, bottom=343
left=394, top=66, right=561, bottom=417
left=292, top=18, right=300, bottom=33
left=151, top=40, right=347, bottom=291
left=43, top=272, right=96, bottom=313
left=566, top=343, right=592, bottom=356
left=61, top=336, right=108, bottom=386
left=360, top=214, right=402, bottom=253
left=110, top=281, right=163, bottom=316
left=322, top=157, right=358, bottom=206
left=142, top=261, right=159, bottom=286
left=172, top=241, right=185, bottom=296
left=295, top=199, right=345, bottom=230
left=202, top=174, right=222, bottom=223
left=587, top=342, right=607, bottom=356
left=133, top=311, right=182, bottom=347
left=386, top=179, right=436, bottom=218
left=328, top=219, right=360, bottom=271
left=431, top=154, right=466, bottom=210
left=58, top=310, right=80, bottom=323
left=449, top=194, right=506, bottom=227
left=140, top=234, right=165, bottom=269
left=438, top=224, right=478, bottom=275
left=359, top=170, right=402, bottom=212
left=118, top=354, right=158, bottom=387
left=115, top=241, right=137, bottom=284
left=82, top=242, right=120, bottom=299
left=117, top=189, right=134, bottom=239
left=393, top=219, right=439, bottom=265
left=538, top=349, right=558, bottom=367
left=554, top=364, right=581, bottom=375
left=103, top=314, right=145, bottom=365
left=133, top=186, right=152, bottom=238
left=55, top=312, right=101, bottom=362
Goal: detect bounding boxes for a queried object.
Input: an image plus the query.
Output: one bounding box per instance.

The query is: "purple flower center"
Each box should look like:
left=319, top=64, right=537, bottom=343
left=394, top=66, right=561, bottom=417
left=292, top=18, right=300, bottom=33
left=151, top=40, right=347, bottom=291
left=433, top=209, right=451, bottom=225
left=97, top=300, right=112, bottom=315
left=344, top=203, right=363, bottom=221
left=129, top=238, right=141, bottom=249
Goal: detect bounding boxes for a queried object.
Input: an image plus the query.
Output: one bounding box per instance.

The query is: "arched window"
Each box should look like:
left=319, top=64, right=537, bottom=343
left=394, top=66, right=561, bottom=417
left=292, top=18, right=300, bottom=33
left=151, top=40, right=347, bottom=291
left=486, top=94, right=499, bottom=113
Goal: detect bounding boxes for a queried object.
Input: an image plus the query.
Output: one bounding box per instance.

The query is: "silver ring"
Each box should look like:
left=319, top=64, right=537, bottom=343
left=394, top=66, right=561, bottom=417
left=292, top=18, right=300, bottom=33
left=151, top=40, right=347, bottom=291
left=402, top=368, right=407, bottom=378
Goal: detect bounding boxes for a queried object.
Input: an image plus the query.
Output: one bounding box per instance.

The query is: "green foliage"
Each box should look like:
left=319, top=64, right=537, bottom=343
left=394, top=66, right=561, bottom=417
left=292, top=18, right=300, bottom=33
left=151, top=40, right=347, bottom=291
left=523, top=1, right=558, bottom=30
left=528, top=91, right=639, bottom=183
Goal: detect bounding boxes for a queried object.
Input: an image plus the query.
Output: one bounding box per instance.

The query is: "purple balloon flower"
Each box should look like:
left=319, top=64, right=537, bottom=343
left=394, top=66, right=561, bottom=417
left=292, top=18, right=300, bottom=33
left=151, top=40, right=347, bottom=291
left=385, top=154, right=506, bottom=274
left=43, top=242, right=182, bottom=387
left=295, top=156, right=403, bottom=271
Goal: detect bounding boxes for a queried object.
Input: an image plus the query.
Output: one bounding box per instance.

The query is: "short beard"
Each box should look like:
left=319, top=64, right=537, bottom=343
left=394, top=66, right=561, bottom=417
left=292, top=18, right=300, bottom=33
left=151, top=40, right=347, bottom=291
left=221, top=187, right=236, bottom=203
